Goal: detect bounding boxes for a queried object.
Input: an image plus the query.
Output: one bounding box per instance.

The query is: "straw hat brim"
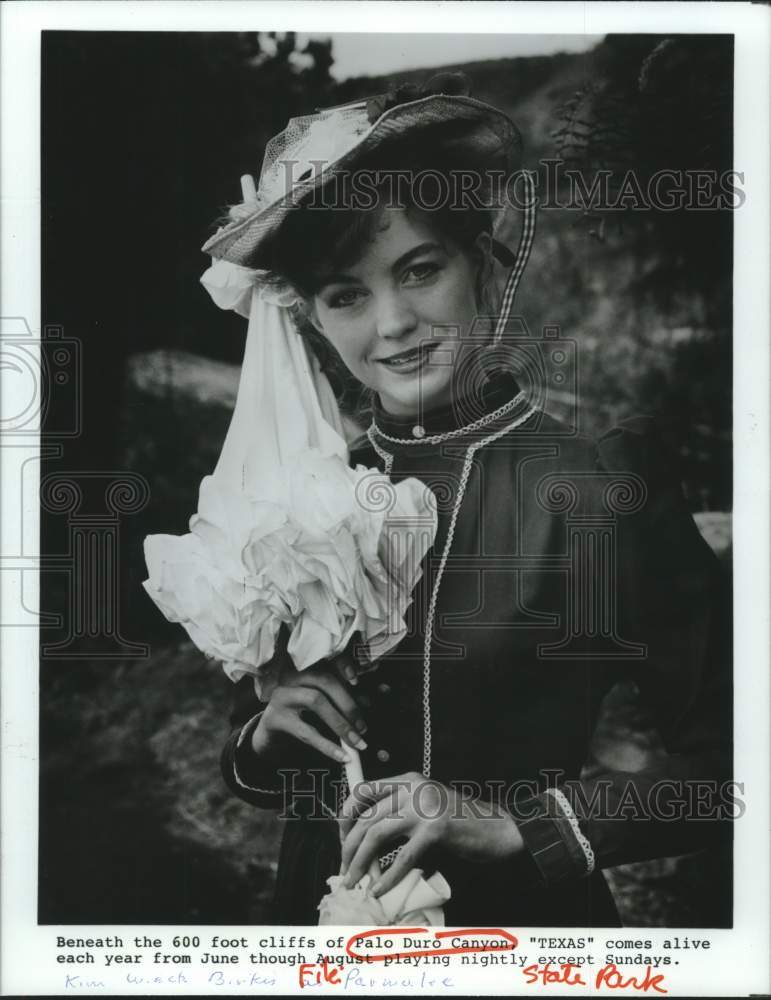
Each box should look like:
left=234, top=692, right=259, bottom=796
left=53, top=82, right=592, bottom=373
left=201, top=93, right=522, bottom=268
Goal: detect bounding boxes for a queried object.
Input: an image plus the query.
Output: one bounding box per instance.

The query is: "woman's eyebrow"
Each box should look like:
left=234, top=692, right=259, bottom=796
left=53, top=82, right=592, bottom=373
left=391, top=242, right=443, bottom=272
left=317, top=271, right=358, bottom=289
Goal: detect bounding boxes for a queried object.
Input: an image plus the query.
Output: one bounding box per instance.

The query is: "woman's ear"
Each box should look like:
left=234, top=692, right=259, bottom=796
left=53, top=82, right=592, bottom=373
left=474, top=229, right=493, bottom=258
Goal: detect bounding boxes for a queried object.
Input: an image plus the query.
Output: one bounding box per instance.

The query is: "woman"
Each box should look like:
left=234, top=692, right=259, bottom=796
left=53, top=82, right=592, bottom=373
left=211, top=78, right=731, bottom=926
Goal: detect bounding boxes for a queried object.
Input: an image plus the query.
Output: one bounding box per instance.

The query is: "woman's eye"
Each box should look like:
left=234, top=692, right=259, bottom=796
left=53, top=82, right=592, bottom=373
left=403, top=261, right=441, bottom=284
left=327, top=288, right=366, bottom=309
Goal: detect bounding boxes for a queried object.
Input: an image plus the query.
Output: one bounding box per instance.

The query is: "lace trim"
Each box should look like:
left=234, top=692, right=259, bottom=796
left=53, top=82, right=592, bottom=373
left=545, top=787, right=596, bottom=876
left=232, top=711, right=282, bottom=795
left=234, top=713, right=338, bottom=818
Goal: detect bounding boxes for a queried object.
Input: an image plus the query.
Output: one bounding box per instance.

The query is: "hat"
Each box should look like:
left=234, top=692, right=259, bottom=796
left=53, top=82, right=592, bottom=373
left=201, top=75, right=522, bottom=268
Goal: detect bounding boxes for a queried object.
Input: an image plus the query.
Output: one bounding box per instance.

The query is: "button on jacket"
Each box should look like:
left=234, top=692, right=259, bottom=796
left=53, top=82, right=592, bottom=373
left=221, top=373, right=731, bottom=926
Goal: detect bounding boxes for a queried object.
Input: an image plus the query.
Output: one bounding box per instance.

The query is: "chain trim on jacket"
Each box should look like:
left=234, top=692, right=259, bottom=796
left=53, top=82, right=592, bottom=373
left=545, top=787, right=596, bottom=875
left=368, top=390, right=528, bottom=448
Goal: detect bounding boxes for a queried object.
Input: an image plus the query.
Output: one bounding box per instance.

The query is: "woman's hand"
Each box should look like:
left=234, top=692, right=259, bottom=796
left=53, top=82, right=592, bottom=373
left=338, top=771, right=524, bottom=897
left=250, top=647, right=368, bottom=764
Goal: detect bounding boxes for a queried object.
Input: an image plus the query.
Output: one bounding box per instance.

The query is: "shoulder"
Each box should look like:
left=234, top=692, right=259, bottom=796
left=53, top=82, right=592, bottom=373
left=512, top=411, right=699, bottom=537
left=522, top=410, right=683, bottom=483
left=594, top=415, right=682, bottom=480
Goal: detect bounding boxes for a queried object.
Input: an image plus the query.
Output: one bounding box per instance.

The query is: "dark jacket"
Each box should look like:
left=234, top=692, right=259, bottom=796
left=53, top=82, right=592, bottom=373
left=221, top=374, right=732, bottom=926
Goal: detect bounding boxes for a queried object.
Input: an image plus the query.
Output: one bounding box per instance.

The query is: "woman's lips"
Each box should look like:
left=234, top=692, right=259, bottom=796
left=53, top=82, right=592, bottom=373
left=376, top=341, right=443, bottom=374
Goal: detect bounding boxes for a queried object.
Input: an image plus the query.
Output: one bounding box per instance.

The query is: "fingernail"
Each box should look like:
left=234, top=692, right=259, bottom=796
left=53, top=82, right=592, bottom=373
left=336, top=747, right=351, bottom=763
left=347, top=669, right=358, bottom=686
left=371, top=880, right=383, bottom=896
left=348, top=731, right=367, bottom=750
left=355, top=718, right=368, bottom=733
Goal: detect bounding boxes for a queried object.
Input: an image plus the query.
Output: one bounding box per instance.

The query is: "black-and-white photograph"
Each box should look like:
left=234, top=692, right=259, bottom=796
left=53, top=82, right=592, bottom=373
left=34, top=26, right=740, bottom=935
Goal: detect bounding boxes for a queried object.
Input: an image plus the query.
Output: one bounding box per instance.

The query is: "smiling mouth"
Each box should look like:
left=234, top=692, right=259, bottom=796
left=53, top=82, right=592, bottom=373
left=376, top=341, right=443, bottom=371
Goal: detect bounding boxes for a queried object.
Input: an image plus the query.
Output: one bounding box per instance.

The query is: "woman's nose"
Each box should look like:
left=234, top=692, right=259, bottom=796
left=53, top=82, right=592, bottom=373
left=374, top=291, right=418, bottom=340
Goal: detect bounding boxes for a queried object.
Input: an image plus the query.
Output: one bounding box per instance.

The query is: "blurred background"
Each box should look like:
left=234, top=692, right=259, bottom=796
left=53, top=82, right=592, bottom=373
left=40, top=31, right=733, bottom=925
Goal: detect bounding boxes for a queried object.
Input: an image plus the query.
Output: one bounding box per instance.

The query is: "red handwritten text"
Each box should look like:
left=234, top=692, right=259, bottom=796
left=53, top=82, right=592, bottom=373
left=522, top=962, right=668, bottom=994
left=299, top=959, right=340, bottom=988
left=523, top=962, right=587, bottom=987
left=595, top=963, right=668, bottom=994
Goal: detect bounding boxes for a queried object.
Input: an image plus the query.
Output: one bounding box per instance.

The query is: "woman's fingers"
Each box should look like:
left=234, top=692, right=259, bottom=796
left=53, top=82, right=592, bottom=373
left=289, top=667, right=368, bottom=741
left=340, top=787, right=403, bottom=867
left=299, top=686, right=367, bottom=752
left=278, top=710, right=352, bottom=764
left=338, top=776, right=408, bottom=841
left=280, top=685, right=367, bottom=752
left=340, top=773, right=419, bottom=826
left=342, top=817, right=409, bottom=889
left=370, top=832, right=432, bottom=898
left=332, top=651, right=359, bottom=687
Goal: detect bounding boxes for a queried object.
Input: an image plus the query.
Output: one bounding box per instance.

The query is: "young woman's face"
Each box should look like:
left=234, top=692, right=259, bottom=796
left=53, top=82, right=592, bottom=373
left=310, top=208, right=489, bottom=417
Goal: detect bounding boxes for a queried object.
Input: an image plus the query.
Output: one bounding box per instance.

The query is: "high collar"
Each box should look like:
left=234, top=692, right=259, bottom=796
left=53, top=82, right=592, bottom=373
left=370, top=369, right=532, bottom=446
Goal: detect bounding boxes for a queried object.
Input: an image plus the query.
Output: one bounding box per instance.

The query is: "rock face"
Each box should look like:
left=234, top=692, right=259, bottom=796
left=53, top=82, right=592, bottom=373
left=127, top=347, right=241, bottom=410
left=123, top=348, right=239, bottom=519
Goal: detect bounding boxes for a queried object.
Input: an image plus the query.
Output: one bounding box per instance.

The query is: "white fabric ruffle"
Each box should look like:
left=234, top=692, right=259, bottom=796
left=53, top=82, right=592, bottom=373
left=318, top=869, right=451, bottom=926
left=143, top=260, right=436, bottom=700
left=143, top=453, right=435, bottom=698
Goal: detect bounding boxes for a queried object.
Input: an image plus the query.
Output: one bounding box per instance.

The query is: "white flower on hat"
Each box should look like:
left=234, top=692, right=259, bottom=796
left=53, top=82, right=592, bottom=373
left=301, top=109, right=369, bottom=166
left=259, top=107, right=370, bottom=206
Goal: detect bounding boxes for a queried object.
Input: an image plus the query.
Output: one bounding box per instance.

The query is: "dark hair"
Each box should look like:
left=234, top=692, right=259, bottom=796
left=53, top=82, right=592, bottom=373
left=259, top=137, right=495, bottom=290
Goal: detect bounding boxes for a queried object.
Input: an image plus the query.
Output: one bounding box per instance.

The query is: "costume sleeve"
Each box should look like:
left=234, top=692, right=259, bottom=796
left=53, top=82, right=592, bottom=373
left=220, top=675, right=286, bottom=809
left=512, top=416, right=732, bottom=885
left=220, top=674, right=341, bottom=818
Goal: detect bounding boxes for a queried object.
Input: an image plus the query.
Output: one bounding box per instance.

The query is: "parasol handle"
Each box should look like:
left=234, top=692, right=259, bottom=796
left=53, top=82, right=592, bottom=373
left=343, top=743, right=363, bottom=786
left=341, top=743, right=382, bottom=882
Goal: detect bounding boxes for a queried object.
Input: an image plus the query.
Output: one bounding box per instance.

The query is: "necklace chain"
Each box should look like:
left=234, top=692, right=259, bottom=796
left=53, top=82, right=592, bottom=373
left=367, top=430, right=395, bottom=475
left=368, top=390, right=528, bottom=448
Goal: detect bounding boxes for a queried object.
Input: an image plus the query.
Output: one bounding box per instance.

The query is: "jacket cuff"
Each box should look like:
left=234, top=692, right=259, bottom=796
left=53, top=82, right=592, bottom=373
left=510, top=792, right=591, bottom=886
left=228, top=710, right=284, bottom=800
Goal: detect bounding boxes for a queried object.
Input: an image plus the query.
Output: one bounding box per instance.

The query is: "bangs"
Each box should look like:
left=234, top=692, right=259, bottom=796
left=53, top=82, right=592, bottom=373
left=263, top=201, right=386, bottom=297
